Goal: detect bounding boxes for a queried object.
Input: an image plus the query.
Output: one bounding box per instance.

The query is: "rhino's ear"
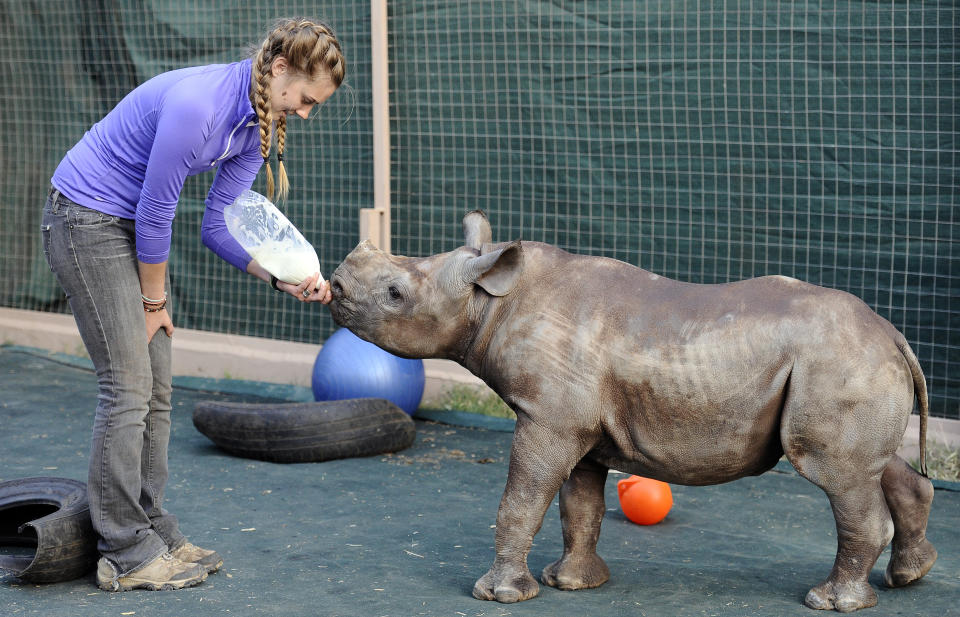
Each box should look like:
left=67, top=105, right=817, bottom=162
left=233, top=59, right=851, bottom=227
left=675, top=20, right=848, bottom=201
left=463, top=240, right=523, bottom=297
left=463, top=210, right=492, bottom=250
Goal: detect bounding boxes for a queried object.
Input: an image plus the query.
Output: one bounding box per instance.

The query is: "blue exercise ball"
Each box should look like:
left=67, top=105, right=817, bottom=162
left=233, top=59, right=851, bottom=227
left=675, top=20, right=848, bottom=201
left=312, top=328, right=425, bottom=415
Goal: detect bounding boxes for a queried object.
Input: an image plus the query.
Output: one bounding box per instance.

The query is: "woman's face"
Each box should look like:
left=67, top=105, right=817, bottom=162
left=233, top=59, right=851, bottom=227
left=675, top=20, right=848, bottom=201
left=268, top=56, right=338, bottom=120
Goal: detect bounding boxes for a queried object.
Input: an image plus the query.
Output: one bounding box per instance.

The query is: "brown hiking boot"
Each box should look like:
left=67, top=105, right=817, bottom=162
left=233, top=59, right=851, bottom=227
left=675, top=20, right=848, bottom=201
left=171, top=541, right=224, bottom=574
left=96, top=552, right=207, bottom=591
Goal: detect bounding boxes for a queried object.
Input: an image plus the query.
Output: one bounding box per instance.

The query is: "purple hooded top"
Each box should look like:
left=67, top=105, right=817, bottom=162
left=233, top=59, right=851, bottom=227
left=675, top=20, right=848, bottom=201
left=51, top=59, right=263, bottom=271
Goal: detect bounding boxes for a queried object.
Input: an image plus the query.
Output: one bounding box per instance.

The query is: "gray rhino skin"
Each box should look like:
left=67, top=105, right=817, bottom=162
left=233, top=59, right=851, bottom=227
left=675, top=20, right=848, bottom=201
left=328, top=211, right=936, bottom=613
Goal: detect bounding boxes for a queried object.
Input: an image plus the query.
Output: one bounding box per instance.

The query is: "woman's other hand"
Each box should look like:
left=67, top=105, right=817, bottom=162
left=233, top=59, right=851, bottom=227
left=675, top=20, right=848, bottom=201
left=145, top=308, right=174, bottom=342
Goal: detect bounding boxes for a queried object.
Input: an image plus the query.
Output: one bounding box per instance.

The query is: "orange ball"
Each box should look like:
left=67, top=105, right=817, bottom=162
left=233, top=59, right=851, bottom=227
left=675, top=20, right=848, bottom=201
left=617, top=475, right=673, bottom=525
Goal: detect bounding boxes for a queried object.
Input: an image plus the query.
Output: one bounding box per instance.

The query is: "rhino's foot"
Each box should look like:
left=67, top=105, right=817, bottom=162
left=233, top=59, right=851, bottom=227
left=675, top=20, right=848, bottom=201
left=885, top=538, right=937, bottom=588
left=541, top=553, right=610, bottom=590
left=804, top=580, right=877, bottom=613
left=472, top=566, right=539, bottom=603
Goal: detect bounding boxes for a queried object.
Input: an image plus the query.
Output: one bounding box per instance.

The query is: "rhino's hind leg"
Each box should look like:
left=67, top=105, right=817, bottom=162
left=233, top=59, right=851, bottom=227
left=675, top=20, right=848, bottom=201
left=881, top=455, right=937, bottom=587
left=542, top=460, right=610, bottom=591
left=801, top=479, right=892, bottom=612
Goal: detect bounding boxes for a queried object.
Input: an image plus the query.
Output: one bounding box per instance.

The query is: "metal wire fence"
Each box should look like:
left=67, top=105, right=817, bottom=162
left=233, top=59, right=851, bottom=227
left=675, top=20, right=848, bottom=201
left=389, top=1, right=959, bottom=419
left=0, top=1, right=956, bottom=417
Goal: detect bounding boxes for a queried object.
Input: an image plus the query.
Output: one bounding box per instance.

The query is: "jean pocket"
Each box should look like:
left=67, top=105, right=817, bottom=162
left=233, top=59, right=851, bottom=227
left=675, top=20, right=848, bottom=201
left=69, top=205, right=118, bottom=227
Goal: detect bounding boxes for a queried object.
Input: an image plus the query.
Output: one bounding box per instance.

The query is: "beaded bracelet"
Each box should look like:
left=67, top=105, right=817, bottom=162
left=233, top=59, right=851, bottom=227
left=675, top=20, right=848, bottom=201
left=141, top=292, right=167, bottom=304
left=142, top=291, right=167, bottom=313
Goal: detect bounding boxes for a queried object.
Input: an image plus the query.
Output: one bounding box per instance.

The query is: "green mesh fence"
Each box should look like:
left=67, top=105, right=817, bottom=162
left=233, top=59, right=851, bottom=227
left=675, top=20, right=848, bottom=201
left=0, top=1, right=957, bottom=418
left=388, top=1, right=959, bottom=419
left=0, top=0, right=371, bottom=344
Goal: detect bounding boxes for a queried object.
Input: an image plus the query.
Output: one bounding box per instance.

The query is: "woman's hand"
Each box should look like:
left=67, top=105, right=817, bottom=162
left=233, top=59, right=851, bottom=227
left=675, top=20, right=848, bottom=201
left=145, top=308, right=174, bottom=342
left=278, top=272, right=332, bottom=304
left=138, top=260, right=172, bottom=341
left=247, top=261, right=332, bottom=305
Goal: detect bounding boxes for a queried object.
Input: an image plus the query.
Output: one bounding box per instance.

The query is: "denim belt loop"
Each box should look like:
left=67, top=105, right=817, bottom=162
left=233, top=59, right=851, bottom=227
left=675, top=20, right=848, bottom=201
left=49, top=186, right=62, bottom=214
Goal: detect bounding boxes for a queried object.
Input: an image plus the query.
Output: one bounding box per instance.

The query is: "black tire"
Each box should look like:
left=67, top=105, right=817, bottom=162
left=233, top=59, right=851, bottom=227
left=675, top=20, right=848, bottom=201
left=192, top=398, right=416, bottom=463
left=0, top=477, right=98, bottom=583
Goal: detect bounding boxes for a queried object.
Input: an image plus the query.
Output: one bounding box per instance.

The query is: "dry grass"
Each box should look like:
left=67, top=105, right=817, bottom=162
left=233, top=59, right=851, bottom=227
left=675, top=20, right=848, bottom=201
left=917, top=441, right=960, bottom=483
left=423, top=384, right=516, bottom=419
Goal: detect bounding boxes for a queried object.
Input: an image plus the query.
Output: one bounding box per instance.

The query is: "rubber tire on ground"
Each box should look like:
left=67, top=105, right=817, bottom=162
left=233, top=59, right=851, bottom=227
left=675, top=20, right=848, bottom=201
left=0, top=477, right=98, bottom=583
left=192, top=398, right=417, bottom=463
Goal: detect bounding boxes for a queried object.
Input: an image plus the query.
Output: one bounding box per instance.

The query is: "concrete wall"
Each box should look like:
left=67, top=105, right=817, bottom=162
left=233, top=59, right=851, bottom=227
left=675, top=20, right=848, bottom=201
left=0, top=307, right=484, bottom=404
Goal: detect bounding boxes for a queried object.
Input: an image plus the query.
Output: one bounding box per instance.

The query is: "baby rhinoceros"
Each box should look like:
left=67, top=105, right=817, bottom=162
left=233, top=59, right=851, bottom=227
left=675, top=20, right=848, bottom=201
left=327, top=210, right=936, bottom=613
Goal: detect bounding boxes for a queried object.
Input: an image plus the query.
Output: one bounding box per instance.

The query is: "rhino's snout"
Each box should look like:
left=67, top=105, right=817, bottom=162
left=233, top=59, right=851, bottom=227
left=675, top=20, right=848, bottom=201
left=327, top=269, right=368, bottom=329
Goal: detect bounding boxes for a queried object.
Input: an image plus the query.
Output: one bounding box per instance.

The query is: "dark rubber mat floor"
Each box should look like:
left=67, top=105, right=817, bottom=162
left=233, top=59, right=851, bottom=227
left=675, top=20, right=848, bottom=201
left=1, top=346, right=957, bottom=617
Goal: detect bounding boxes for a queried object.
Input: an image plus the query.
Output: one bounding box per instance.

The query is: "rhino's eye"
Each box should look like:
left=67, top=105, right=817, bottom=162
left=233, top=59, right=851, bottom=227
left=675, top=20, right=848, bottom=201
left=388, top=285, right=402, bottom=300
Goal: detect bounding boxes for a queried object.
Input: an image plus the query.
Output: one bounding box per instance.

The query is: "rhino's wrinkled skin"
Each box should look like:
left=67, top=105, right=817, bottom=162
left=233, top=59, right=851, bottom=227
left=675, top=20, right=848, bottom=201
left=328, top=211, right=936, bottom=612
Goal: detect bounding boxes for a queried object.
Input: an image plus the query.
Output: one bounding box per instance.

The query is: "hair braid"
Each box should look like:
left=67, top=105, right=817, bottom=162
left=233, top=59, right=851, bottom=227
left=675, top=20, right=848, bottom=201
left=251, top=40, right=276, bottom=200
left=250, top=17, right=346, bottom=202
left=275, top=115, right=289, bottom=200
left=310, top=22, right=345, bottom=87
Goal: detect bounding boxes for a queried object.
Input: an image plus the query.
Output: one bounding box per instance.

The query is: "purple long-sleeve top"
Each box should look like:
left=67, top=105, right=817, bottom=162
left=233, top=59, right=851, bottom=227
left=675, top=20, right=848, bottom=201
left=51, top=59, right=262, bottom=271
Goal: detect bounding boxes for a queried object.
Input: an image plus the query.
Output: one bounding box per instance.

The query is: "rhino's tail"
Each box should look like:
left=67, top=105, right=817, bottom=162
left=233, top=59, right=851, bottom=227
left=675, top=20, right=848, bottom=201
left=893, top=332, right=929, bottom=477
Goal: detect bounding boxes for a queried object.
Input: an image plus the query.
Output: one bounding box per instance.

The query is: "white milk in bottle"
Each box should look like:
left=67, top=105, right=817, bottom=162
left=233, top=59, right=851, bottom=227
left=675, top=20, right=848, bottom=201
left=224, top=190, right=323, bottom=289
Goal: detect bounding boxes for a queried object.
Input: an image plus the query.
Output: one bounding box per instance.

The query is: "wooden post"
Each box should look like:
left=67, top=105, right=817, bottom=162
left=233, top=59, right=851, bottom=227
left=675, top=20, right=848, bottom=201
left=359, top=207, right=388, bottom=251
left=364, top=0, right=391, bottom=252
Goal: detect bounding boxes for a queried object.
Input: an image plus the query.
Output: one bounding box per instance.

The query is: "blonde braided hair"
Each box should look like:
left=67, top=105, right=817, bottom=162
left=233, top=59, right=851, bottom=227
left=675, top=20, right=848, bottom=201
left=251, top=18, right=345, bottom=201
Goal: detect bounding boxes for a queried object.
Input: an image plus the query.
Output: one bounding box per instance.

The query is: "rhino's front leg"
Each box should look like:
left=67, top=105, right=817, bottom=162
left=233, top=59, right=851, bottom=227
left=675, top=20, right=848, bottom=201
left=542, top=459, right=610, bottom=590
left=472, top=419, right=589, bottom=604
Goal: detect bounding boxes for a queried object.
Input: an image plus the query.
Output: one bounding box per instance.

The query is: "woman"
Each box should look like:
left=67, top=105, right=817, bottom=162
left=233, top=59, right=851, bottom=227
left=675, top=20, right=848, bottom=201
left=41, top=18, right=344, bottom=591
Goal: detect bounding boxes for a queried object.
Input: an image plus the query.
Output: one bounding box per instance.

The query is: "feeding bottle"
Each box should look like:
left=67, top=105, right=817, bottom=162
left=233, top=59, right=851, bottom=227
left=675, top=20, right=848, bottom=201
left=224, top=190, right=323, bottom=289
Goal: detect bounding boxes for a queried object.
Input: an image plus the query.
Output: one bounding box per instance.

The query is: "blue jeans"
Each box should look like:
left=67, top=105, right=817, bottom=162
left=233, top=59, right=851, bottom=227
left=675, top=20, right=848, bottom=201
left=41, top=187, right=186, bottom=575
